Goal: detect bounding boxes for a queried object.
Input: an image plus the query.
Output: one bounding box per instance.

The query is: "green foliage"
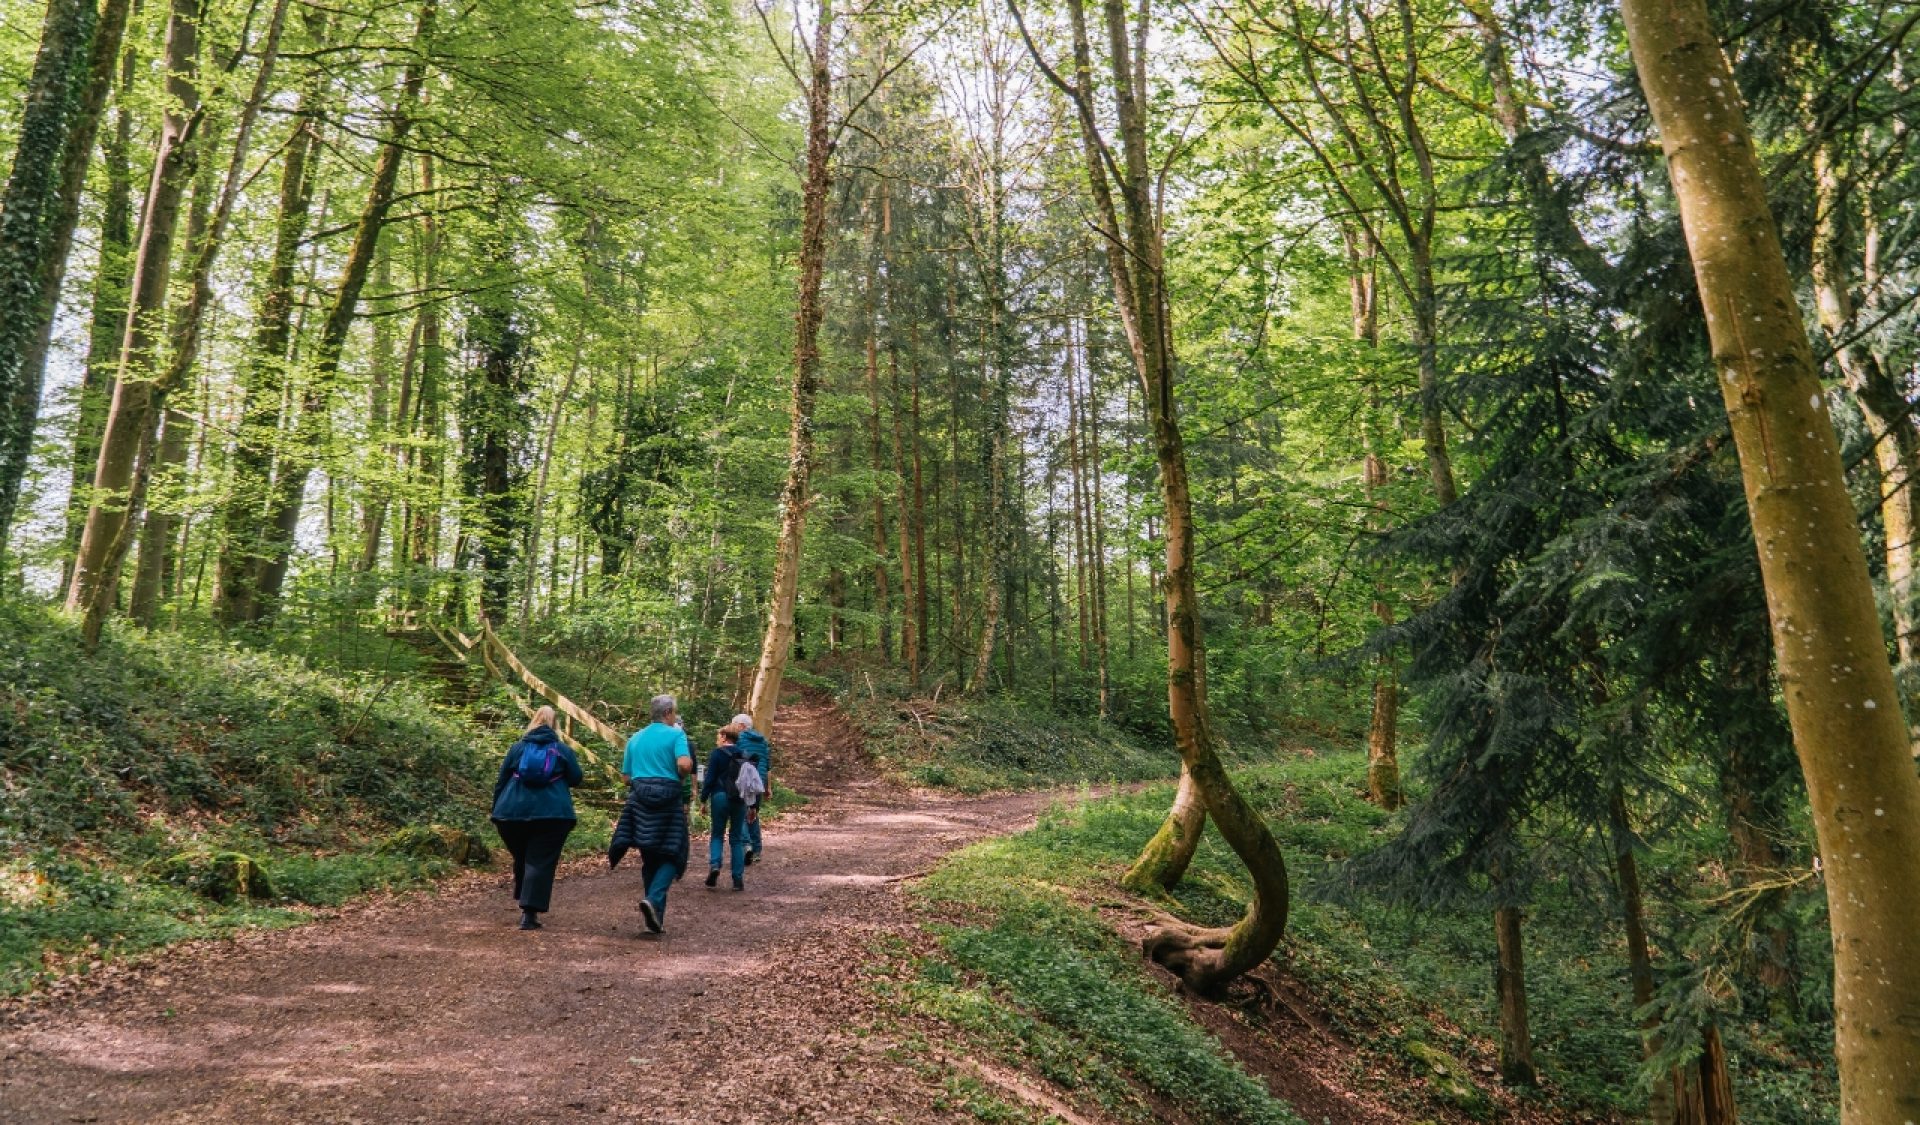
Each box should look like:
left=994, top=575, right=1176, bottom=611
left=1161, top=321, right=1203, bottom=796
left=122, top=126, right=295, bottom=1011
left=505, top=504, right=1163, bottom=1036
left=0, top=601, right=501, bottom=994
left=902, top=749, right=1836, bottom=1122
left=903, top=823, right=1304, bottom=1124
left=844, top=690, right=1174, bottom=793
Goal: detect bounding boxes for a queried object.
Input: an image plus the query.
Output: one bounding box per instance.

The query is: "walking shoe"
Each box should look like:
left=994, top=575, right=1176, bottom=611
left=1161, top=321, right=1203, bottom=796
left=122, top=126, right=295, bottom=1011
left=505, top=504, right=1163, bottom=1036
left=731, top=875, right=744, bottom=892
left=745, top=849, right=759, bottom=867
left=705, top=867, right=720, bottom=888
left=518, top=910, right=542, bottom=931
left=639, top=898, right=663, bottom=934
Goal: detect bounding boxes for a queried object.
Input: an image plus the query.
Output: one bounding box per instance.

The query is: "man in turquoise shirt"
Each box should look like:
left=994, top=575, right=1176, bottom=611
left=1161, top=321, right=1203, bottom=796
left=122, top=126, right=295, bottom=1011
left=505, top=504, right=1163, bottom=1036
left=616, top=694, right=694, bottom=933
left=622, top=695, right=693, bottom=782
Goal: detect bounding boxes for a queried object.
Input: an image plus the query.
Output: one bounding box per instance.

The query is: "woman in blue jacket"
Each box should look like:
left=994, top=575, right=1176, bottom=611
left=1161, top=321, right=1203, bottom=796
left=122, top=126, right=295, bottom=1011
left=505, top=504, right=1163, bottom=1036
left=701, top=723, right=751, bottom=891
left=492, top=707, right=584, bottom=930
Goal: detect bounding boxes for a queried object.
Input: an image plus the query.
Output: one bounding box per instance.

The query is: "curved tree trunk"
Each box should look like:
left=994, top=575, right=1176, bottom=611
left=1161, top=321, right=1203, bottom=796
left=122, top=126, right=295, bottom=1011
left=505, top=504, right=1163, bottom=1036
left=1016, top=0, right=1290, bottom=991
left=1621, top=2, right=1920, bottom=1117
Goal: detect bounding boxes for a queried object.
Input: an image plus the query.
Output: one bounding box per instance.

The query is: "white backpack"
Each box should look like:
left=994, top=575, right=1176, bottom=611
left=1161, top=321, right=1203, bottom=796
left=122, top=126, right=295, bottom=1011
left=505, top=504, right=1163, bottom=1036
left=734, top=760, right=766, bottom=805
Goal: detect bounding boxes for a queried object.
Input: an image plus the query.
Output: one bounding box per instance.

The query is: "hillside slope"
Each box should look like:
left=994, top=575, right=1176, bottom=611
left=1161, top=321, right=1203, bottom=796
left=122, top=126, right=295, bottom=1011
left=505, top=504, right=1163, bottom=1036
left=0, top=604, right=499, bottom=995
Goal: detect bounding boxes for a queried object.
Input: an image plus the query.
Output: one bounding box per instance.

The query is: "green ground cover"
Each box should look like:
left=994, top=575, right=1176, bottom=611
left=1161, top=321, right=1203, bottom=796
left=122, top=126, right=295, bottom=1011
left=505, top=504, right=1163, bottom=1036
left=889, top=748, right=1838, bottom=1124
left=0, top=603, right=504, bottom=995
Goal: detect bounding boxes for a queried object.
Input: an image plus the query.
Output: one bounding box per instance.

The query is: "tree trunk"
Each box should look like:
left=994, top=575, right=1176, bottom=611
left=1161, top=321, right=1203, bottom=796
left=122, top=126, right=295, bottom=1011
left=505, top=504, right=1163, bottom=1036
left=1083, top=314, right=1111, bottom=717
left=356, top=248, right=397, bottom=575
left=863, top=198, right=892, bottom=659
left=1493, top=901, right=1536, bottom=1086
left=129, top=0, right=289, bottom=625
left=1348, top=226, right=1402, bottom=809
left=128, top=404, right=192, bottom=625
left=214, top=11, right=328, bottom=626
left=1671, top=1023, right=1738, bottom=1125
left=248, top=0, right=436, bottom=619
left=909, top=331, right=930, bottom=682
left=65, top=0, right=202, bottom=645
left=63, top=36, right=137, bottom=590
left=0, top=0, right=129, bottom=542
left=1621, top=1, right=1920, bottom=1116
left=890, top=272, right=920, bottom=681
left=1612, top=789, right=1679, bottom=1125
left=1810, top=140, right=1920, bottom=669
left=406, top=152, right=446, bottom=609
left=1029, top=0, right=1288, bottom=991
left=746, top=0, right=833, bottom=735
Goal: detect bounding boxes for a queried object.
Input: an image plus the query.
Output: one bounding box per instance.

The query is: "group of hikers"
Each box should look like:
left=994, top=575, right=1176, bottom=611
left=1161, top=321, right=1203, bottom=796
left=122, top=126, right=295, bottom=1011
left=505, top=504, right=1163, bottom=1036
left=486, top=694, right=771, bottom=933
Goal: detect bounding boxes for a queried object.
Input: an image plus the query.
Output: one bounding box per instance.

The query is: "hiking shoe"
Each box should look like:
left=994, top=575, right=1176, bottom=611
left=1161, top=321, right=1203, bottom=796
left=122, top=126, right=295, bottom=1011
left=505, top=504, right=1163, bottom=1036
left=705, top=867, right=720, bottom=888
left=639, top=898, right=663, bottom=934
left=518, top=911, right=542, bottom=931
left=731, top=875, right=744, bottom=892
left=745, top=849, right=759, bottom=867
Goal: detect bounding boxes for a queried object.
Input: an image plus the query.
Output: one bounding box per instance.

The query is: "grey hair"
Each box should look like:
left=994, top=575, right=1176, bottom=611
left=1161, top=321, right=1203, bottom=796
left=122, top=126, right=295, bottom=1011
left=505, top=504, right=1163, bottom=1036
left=649, top=694, right=677, bottom=723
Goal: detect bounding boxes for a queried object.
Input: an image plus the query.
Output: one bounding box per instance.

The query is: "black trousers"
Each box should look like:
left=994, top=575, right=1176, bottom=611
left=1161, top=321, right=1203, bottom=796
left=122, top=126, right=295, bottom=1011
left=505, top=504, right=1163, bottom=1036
left=493, top=818, right=574, bottom=913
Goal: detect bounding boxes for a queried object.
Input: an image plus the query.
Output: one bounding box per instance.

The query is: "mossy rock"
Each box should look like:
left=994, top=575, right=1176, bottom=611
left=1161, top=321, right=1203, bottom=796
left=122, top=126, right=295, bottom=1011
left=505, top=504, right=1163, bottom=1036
left=153, top=851, right=276, bottom=903
left=378, top=824, right=491, bottom=866
left=1402, top=1040, right=1492, bottom=1117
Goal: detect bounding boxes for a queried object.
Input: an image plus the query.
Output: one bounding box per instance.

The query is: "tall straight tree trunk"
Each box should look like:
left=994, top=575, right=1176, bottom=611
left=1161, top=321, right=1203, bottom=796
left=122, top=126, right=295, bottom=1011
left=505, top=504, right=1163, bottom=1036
left=1068, top=354, right=1091, bottom=662
left=1810, top=140, right=1920, bottom=669
left=863, top=197, right=892, bottom=658
left=1621, top=2, right=1920, bottom=1117
left=0, top=0, right=128, bottom=542
left=63, top=36, right=137, bottom=590
left=1612, top=789, right=1680, bottom=1124
left=355, top=248, right=397, bottom=574
left=969, top=172, right=1013, bottom=695
left=128, top=404, right=191, bottom=624
left=406, top=152, right=445, bottom=609
left=214, top=9, right=327, bottom=625
left=129, top=0, right=288, bottom=625
left=1083, top=314, right=1111, bottom=717
left=746, top=0, right=832, bottom=734
left=1347, top=227, right=1401, bottom=809
left=909, top=329, right=930, bottom=681
left=128, top=157, right=216, bottom=626
left=65, top=0, right=202, bottom=645
left=249, top=0, right=436, bottom=619
left=889, top=262, right=920, bottom=681
left=1492, top=894, right=1536, bottom=1085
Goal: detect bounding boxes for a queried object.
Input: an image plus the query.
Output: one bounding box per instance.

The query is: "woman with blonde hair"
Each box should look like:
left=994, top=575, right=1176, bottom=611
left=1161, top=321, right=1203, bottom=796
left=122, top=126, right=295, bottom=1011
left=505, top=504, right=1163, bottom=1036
left=491, top=706, right=584, bottom=929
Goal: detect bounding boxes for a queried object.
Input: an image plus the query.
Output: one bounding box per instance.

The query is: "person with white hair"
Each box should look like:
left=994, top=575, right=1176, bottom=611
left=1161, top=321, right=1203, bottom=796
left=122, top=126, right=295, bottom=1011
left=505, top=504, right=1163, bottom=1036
left=732, top=712, right=772, bottom=864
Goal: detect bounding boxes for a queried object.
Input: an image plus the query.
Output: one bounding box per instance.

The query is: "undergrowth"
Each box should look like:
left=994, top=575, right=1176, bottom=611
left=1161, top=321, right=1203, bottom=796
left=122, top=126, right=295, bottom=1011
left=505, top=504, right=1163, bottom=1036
left=0, top=602, right=503, bottom=995
left=890, top=747, right=1837, bottom=1124
left=844, top=693, right=1174, bottom=793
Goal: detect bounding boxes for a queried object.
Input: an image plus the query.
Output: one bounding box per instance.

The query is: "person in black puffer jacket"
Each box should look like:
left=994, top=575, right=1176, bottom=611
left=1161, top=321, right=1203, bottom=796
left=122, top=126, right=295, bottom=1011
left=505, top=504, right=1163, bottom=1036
left=492, top=707, right=584, bottom=930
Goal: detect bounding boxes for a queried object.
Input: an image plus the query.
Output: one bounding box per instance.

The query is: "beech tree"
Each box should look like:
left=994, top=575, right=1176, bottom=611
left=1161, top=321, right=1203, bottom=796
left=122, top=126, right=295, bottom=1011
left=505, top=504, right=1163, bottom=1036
left=1620, top=0, right=1920, bottom=1118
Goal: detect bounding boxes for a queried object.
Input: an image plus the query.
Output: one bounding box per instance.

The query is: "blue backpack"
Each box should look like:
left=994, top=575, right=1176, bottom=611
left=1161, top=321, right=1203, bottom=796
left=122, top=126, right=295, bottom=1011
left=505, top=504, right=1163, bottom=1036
left=513, top=741, right=565, bottom=788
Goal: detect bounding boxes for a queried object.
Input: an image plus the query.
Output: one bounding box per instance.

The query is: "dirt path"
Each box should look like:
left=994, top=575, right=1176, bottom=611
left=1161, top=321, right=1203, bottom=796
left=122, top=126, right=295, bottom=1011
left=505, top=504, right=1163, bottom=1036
left=0, top=695, right=1059, bottom=1124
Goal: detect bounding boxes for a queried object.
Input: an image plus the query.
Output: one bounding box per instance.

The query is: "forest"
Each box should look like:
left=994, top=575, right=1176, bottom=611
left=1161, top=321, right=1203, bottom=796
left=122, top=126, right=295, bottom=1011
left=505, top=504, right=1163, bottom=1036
left=1, top=0, right=1918, bottom=1121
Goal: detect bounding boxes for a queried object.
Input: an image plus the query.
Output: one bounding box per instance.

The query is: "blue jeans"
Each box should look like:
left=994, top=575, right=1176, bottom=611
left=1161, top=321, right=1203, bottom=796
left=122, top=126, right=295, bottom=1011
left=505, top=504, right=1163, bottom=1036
left=709, top=792, right=747, bottom=879
left=640, top=850, right=679, bottom=921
